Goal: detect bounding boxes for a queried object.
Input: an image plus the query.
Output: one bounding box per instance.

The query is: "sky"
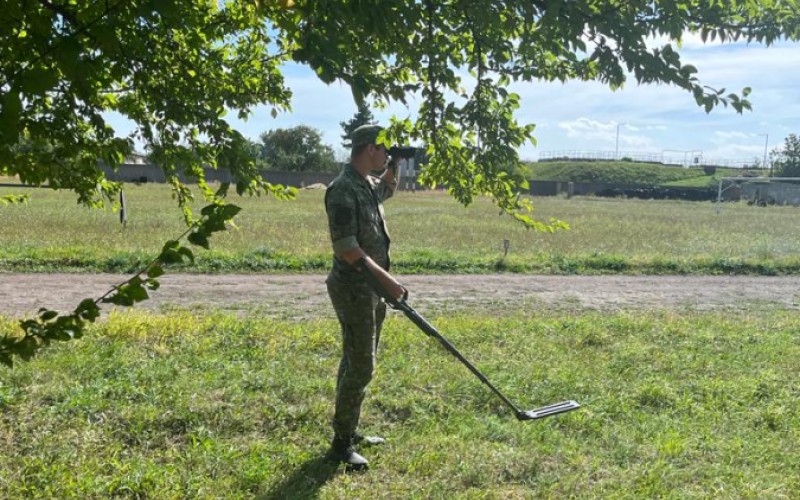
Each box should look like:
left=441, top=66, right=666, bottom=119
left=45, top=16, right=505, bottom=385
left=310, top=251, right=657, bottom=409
left=114, top=35, right=800, bottom=167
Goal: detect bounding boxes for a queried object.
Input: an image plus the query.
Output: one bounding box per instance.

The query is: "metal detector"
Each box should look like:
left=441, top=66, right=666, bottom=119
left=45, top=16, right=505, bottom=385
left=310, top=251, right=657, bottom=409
left=363, top=271, right=581, bottom=420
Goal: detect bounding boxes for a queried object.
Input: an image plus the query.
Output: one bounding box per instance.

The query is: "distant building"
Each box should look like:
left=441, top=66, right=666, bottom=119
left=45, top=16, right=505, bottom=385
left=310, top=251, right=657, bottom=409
left=124, top=152, right=148, bottom=165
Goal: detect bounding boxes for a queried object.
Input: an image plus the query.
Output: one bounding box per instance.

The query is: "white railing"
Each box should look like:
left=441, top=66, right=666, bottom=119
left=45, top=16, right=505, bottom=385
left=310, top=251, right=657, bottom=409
left=537, top=150, right=763, bottom=169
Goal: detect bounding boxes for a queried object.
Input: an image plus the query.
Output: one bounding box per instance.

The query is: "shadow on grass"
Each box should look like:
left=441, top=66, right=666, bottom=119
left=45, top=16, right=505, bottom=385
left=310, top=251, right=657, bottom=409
left=258, top=453, right=340, bottom=500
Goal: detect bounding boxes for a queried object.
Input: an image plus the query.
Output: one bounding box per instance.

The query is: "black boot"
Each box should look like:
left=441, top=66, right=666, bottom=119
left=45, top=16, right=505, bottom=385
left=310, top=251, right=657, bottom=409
left=329, top=437, right=369, bottom=471
left=352, top=432, right=386, bottom=446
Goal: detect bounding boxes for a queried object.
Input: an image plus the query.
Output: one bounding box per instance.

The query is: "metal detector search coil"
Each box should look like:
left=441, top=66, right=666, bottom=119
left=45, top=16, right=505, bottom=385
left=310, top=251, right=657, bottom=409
left=517, top=400, right=581, bottom=421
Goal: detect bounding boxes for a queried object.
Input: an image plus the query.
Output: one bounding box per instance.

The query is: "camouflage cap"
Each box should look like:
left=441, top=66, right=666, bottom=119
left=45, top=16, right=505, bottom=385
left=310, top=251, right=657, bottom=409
left=350, top=124, right=384, bottom=148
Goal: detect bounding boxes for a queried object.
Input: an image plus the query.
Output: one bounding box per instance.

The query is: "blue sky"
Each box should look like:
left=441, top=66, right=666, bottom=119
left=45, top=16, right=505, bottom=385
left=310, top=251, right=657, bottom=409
left=116, top=36, right=800, bottom=167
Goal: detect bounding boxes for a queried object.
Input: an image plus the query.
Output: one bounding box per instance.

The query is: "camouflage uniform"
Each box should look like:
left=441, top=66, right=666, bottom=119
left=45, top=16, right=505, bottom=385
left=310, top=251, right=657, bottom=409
left=325, top=162, right=395, bottom=442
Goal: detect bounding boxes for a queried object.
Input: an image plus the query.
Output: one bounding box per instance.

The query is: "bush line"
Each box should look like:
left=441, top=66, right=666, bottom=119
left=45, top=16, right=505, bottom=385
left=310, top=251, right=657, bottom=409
left=2, top=252, right=799, bottom=275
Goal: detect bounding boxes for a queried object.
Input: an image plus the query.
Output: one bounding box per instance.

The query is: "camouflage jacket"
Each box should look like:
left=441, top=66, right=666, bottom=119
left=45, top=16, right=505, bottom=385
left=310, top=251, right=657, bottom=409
left=325, top=163, right=394, bottom=283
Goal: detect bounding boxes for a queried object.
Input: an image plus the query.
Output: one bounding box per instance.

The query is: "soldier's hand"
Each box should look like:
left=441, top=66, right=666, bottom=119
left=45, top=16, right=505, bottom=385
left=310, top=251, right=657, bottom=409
left=386, top=280, right=406, bottom=302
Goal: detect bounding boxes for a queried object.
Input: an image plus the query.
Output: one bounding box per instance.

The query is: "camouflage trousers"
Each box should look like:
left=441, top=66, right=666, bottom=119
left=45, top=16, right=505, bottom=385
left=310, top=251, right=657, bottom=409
left=326, top=278, right=386, bottom=441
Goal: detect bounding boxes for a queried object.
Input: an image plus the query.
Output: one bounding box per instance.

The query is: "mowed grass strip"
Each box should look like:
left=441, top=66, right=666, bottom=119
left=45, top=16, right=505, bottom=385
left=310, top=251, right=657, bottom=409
left=2, top=184, right=800, bottom=274
left=1, top=309, right=798, bottom=498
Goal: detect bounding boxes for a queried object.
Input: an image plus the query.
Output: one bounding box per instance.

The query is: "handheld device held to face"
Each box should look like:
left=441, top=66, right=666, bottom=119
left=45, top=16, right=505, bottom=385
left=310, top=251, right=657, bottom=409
left=388, top=146, right=419, bottom=159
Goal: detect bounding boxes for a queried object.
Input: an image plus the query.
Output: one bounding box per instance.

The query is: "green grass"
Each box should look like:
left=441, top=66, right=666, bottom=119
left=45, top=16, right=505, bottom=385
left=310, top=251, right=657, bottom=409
left=529, top=160, right=700, bottom=184
left=527, top=161, right=752, bottom=185
left=2, top=184, right=800, bottom=274
left=1, top=308, right=798, bottom=498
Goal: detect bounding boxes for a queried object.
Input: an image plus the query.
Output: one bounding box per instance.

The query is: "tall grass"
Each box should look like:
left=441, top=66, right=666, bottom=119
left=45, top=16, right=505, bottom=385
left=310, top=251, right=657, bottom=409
left=1, top=184, right=800, bottom=273
left=1, top=308, right=798, bottom=498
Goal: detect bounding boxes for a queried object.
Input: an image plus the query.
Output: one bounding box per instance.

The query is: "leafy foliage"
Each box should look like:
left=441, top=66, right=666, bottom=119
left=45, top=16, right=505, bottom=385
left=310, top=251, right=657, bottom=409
left=771, top=134, right=800, bottom=177
left=256, top=125, right=338, bottom=172
left=3, top=1, right=799, bottom=225
left=275, top=0, right=799, bottom=227
left=0, top=1, right=295, bottom=209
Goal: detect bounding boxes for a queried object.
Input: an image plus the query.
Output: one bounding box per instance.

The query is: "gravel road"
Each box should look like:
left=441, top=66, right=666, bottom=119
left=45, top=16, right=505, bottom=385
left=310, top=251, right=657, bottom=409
left=2, top=273, right=798, bottom=319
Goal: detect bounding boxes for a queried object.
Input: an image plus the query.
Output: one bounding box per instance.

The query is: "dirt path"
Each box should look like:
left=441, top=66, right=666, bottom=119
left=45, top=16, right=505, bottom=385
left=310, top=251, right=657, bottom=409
left=2, top=273, right=798, bottom=319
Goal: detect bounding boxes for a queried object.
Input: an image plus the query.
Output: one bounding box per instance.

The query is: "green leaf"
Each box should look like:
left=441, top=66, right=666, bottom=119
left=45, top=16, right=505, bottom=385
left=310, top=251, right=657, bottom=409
left=178, top=246, right=195, bottom=263
left=219, top=204, right=242, bottom=220
left=215, top=183, right=230, bottom=198
left=55, top=37, right=82, bottom=79
left=128, top=284, right=149, bottom=302
left=1, top=194, right=29, bottom=205
left=39, top=310, right=58, bottom=321
left=201, top=203, right=219, bottom=217
left=19, top=319, right=40, bottom=334
left=159, top=249, right=184, bottom=265
left=102, top=290, right=134, bottom=306
left=188, top=230, right=210, bottom=249
left=93, top=24, right=119, bottom=54
left=147, top=265, right=165, bottom=278
left=16, top=337, right=37, bottom=361
left=203, top=217, right=227, bottom=233
left=159, top=240, right=184, bottom=264
left=0, top=90, right=22, bottom=144
left=20, top=68, right=59, bottom=95
left=75, top=299, right=101, bottom=322
left=162, top=240, right=180, bottom=253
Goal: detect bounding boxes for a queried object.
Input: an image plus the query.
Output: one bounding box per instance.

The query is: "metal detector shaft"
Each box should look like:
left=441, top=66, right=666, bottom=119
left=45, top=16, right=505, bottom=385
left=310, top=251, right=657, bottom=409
left=358, top=267, right=580, bottom=420
left=394, top=298, right=579, bottom=420
left=393, top=299, right=524, bottom=414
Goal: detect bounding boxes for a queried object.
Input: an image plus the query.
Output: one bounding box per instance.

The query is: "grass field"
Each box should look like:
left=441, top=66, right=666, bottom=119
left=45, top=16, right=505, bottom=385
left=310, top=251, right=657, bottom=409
left=526, top=161, right=751, bottom=186
left=1, top=183, right=800, bottom=274
left=1, top=307, right=798, bottom=498
left=2, top=181, right=798, bottom=498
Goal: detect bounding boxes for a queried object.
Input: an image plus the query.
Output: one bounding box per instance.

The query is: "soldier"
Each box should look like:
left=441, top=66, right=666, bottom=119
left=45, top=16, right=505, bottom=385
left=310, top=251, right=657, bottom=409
left=324, top=124, right=406, bottom=470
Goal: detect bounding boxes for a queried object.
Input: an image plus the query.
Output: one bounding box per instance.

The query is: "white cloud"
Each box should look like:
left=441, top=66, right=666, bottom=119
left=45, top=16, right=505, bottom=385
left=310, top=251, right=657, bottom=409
left=558, top=118, right=615, bottom=139
left=553, top=117, right=656, bottom=155
left=647, top=31, right=726, bottom=51
left=713, top=131, right=752, bottom=142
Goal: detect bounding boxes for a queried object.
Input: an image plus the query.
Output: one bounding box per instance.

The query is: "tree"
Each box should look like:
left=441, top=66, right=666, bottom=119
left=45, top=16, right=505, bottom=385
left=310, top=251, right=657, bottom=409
left=1, top=1, right=293, bottom=209
left=278, top=0, right=797, bottom=227
left=1, top=1, right=297, bottom=366
left=257, top=125, right=338, bottom=172
left=340, top=102, right=375, bottom=150
left=771, top=134, right=800, bottom=177
left=4, top=1, right=799, bottom=221
left=3, top=0, right=800, bottom=365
